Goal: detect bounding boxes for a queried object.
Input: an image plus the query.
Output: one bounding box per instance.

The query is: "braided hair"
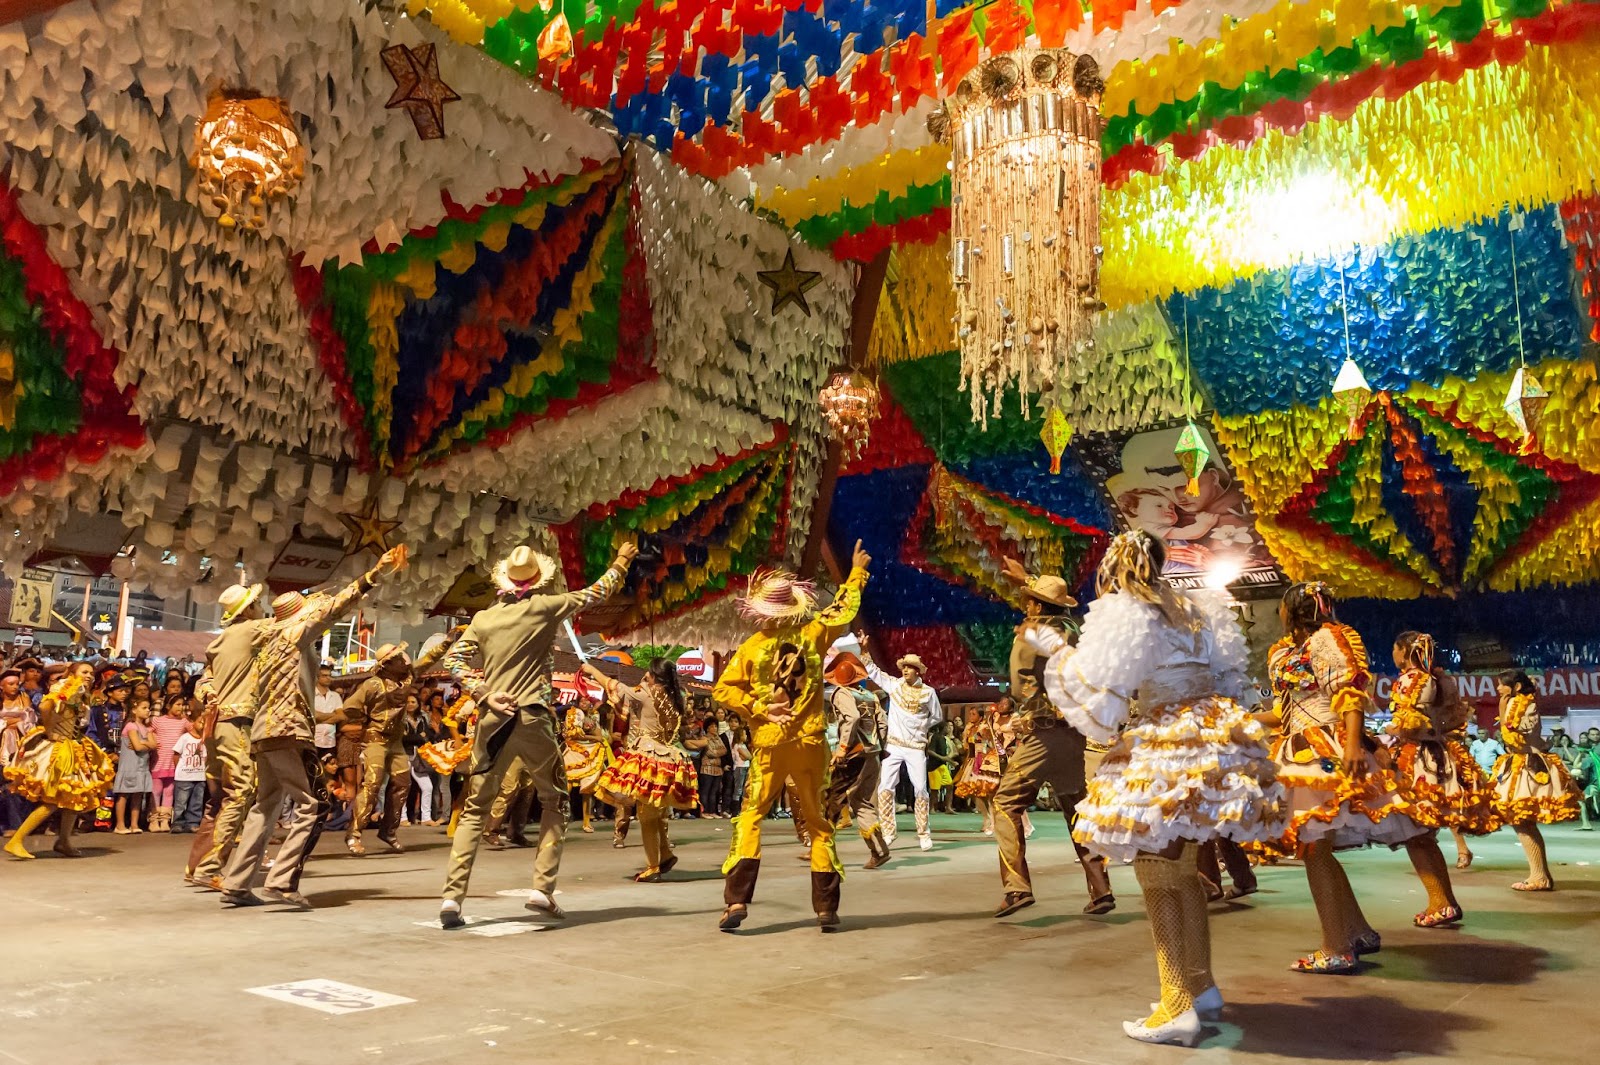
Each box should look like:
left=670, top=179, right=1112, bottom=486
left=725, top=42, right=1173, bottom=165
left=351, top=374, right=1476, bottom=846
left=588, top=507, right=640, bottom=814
left=1395, top=630, right=1436, bottom=673
left=647, top=657, right=686, bottom=716
left=1281, top=581, right=1337, bottom=638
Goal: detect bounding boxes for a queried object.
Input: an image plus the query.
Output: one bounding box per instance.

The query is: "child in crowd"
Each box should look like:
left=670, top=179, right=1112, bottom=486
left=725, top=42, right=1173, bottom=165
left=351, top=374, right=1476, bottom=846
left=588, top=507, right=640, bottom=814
left=170, top=714, right=207, bottom=834
left=148, top=695, right=190, bottom=832
left=113, top=699, right=156, bottom=834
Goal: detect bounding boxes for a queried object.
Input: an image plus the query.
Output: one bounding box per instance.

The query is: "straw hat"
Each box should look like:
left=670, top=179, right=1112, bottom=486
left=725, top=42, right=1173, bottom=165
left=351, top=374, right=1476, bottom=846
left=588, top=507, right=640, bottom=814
left=1022, top=574, right=1078, bottom=609
left=737, top=567, right=818, bottom=622
left=493, top=545, right=557, bottom=596
left=219, top=582, right=263, bottom=624
left=825, top=652, right=867, bottom=687
left=272, top=590, right=307, bottom=622
left=374, top=642, right=410, bottom=667
left=896, top=654, right=927, bottom=674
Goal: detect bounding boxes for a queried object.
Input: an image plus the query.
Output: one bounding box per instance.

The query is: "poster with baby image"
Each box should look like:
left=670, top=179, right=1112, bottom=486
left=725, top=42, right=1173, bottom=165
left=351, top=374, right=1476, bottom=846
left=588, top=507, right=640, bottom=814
left=1077, top=422, right=1285, bottom=597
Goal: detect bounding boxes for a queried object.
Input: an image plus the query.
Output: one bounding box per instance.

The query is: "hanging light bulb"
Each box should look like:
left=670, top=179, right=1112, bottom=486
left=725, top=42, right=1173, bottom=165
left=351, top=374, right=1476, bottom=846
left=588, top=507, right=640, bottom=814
left=1331, top=355, right=1372, bottom=434
left=818, top=369, right=880, bottom=460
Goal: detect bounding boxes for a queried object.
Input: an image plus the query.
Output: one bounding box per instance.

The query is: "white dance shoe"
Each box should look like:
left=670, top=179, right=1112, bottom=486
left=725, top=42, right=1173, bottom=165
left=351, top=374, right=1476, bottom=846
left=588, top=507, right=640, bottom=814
left=1123, top=1009, right=1203, bottom=1047
left=918, top=835, right=933, bottom=852
left=1151, top=986, right=1223, bottom=1022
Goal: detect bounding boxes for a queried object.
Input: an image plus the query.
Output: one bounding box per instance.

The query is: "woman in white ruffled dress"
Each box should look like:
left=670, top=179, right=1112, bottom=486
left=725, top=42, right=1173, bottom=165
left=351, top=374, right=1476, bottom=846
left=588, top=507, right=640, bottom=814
left=1026, top=531, right=1285, bottom=1047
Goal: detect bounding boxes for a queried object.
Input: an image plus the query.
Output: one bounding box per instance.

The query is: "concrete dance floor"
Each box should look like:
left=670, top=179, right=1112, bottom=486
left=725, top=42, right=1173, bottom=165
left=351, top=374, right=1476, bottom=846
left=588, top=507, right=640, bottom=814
left=3, top=814, right=1596, bottom=1065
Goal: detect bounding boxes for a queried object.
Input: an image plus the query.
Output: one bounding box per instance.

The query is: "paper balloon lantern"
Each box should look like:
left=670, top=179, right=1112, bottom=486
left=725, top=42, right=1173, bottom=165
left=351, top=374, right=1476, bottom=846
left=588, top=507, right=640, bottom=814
left=1040, top=406, right=1073, bottom=475
left=1503, top=366, right=1549, bottom=454
left=1174, top=419, right=1212, bottom=495
left=1331, top=355, right=1373, bottom=435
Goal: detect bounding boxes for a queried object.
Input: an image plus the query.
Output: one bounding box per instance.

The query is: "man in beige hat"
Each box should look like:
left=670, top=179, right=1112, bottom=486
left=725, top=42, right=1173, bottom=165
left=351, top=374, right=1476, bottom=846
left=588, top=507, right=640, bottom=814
left=220, top=546, right=407, bottom=910
left=341, top=632, right=460, bottom=856
left=990, top=558, right=1114, bottom=920
left=436, top=539, right=638, bottom=929
left=185, top=582, right=267, bottom=890
left=860, top=643, right=942, bottom=852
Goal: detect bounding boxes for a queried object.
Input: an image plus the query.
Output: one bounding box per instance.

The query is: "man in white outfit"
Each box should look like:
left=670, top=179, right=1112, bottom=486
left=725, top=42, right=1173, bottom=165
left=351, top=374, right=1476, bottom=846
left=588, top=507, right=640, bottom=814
left=862, top=644, right=942, bottom=852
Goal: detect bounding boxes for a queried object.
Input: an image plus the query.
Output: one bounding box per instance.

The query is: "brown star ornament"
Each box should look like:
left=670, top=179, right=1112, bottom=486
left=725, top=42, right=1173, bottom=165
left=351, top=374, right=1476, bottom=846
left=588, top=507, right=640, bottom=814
left=382, top=43, right=460, bottom=141
left=757, top=249, right=824, bottom=317
left=341, top=497, right=402, bottom=557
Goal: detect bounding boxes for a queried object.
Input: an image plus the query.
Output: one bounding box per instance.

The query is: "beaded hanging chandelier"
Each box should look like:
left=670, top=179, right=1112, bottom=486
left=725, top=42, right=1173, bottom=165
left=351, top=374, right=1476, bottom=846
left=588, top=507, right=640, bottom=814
left=818, top=369, right=880, bottom=460
left=191, top=90, right=306, bottom=234
left=934, top=48, right=1105, bottom=426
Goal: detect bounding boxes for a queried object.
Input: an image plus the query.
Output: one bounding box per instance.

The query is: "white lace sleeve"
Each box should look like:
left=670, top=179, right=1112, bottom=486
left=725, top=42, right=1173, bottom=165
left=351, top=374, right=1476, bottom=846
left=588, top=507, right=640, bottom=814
left=1188, top=589, right=1260, bottom=709
left=1022, top=624, right=1068, bottom=657
left=1040, top=593, right=1160, bottom=744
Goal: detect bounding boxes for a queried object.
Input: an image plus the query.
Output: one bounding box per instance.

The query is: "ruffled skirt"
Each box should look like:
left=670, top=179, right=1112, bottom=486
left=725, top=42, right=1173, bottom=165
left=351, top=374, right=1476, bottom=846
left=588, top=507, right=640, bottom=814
left=563, top=740, right=613, bottom=791
left=418, top=739, right=471, bottom=776
left=1492, top=749, right=1580, bottom=825
left=3, top=729, right=116, bottom=812
left=1072, top=696, right=1286, bottom=864
left=954, top=755, right=1000, bottom=799
left=1393, top=737, right=1500, bottom=834
left=1257, top=724, right=1422, bottom=857
left=595, top=744, right=699, bottom=810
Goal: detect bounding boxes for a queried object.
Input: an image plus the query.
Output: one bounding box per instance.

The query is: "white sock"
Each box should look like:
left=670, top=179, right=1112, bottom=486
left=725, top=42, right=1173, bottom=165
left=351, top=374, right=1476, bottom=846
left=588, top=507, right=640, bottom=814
left=440, top=899, right=461, bottom=913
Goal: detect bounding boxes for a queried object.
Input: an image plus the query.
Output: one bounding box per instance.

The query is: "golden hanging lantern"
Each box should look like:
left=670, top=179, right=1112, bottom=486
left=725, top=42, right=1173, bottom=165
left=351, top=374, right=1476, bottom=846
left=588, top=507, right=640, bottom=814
left=935, top=48, right=1104, bottom=426
left=818, top=369, right=880, bottom=460
left=190, top=90, right=306, bottom=234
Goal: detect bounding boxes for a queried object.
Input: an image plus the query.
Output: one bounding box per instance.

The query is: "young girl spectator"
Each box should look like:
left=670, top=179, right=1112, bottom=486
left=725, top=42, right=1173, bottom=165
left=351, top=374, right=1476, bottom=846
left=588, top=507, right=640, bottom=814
left=170, top=714, right=207, bottom=834
left=147, top=695, right=190, bottom=832
left=731, top=727, right=751, bottom=811
left=113, top=700, right=156, bottom=834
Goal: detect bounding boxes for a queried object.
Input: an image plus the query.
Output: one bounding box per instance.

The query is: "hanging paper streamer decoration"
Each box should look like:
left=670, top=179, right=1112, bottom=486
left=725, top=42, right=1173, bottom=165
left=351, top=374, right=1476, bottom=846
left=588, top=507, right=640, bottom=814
left=0, top=179, right=143, bottom=495
left=939, top=48, right=1104, bottom=423
left=296, top=160, right=652, bottom=471
left=1040, top=407, right=1072, bottom=475
left=1332, top=356, right=1373, bottom=436
left=1174, top=420, right=1211, bottom=495
left=555, top=428, right=794, bottom=633
left=1503, top=366, right=1549, bottom=454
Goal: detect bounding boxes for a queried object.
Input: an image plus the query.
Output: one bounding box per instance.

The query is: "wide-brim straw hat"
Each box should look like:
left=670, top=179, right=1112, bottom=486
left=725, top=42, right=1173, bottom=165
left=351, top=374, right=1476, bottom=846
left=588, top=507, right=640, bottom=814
left=374, top=642, right=411, bottom=667
left=493, top=545, right=558, bottom=596
left=272, top=590, right=307, bottom=622
left=738, top=567, right=818, bottom=622
left=219, top=582, right=263, bottom=624
left=896, top=654, right=927, bottom=674
left=1022, top=574, right=1078, bottom=609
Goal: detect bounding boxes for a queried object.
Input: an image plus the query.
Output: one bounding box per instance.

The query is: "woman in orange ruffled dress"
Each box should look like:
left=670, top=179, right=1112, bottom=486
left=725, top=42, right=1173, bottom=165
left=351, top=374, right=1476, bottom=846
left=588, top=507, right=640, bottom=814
left=1386, top=631, right=1497, bottom=928
left=1491, top=670, right=1579, bottom=892
left=419, top=690, right=476, bottom=836
left=954, top=703, right=1003, bottom=834
left=4, top=662, right=116, bottom=860
left=589, top=659, right=698, bottom=882
left=1256, top=583, right=1421, bottom=974
left=562, top=696, right=613, bottom=833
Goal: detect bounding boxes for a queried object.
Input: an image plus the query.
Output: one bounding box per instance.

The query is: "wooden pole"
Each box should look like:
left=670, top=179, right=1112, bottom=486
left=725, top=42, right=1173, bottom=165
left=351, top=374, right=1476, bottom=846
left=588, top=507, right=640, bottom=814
left=800, top=248, right=892, bottom=578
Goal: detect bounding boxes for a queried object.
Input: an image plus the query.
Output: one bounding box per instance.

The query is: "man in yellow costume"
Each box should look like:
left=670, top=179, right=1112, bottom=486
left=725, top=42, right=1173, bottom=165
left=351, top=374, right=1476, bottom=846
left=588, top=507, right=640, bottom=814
left=714, top=540, right=871, bottom=933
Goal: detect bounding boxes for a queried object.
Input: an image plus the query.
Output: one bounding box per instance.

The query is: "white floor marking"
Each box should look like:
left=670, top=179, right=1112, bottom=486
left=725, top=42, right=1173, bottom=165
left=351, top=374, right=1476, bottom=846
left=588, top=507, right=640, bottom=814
left=245, top=979, right=413, bottom=1015
left=411, top=916, right=547, bottom=936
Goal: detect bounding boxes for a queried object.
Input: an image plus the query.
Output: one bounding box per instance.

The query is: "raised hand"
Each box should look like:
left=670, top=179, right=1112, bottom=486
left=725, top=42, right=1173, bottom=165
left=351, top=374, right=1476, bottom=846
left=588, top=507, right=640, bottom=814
left=616, top=539, right=640, bottom=565
left=851, top=539, right=872, bottom=572
left=378, top=545, right=409, bottom=573
left=1000, top=557, right=1029, bottom=585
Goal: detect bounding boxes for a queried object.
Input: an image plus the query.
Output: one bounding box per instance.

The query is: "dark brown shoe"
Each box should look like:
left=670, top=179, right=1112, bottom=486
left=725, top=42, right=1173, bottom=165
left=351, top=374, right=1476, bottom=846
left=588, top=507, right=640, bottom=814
left=817, top=911, right=840, bottom=932
left=1083, top=893, right=1117, bottom=915
left=718, top=904, right=748, bottom=932
left=994, top=892, right=1035, bottom=918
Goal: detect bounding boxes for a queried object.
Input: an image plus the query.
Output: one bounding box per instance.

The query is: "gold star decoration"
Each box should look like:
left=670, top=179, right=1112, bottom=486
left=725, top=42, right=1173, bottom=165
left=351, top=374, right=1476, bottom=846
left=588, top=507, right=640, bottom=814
left=757, top=249, right=823, bottom=317
left=340, top=497, right=401, bottom=558
left=382, top=43, right=460, bottom=141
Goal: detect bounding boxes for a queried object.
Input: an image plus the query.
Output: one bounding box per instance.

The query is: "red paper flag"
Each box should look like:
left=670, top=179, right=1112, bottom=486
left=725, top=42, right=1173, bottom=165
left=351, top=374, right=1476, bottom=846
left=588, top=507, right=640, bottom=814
left=937, top=11, right=978, bottom=91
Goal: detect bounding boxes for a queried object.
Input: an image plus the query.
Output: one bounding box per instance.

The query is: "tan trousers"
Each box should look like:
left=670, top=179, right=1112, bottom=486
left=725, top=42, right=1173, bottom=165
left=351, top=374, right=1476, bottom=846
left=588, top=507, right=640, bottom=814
left=638, top=802, right=673, bottom=868
left=191, top=719, right=256, bottom=879
left=352, top=739, right=410, bottom=843
left=994, top=721, right=1111, bottom=901
left=222, top=746, right=320, bottom=894
left=442, top=707, right=568, bottom=906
